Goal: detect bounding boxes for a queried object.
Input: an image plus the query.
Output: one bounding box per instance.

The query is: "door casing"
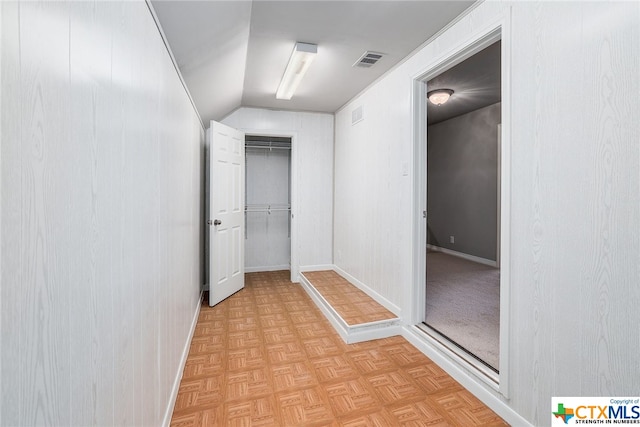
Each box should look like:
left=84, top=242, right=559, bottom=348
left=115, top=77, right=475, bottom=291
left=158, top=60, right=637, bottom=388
left=235, top=128, right=299, bottom=283
left=409, top=19, right=512, bottom=396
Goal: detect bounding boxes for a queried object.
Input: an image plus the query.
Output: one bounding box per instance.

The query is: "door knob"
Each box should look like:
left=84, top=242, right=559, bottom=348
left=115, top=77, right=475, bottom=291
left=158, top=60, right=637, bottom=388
left=213, top=219, right=222, bottom=226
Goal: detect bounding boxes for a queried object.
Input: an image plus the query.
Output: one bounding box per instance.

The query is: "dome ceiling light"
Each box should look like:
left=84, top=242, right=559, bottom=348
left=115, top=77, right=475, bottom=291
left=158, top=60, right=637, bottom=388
left=427, top=89, right=454, bottom=106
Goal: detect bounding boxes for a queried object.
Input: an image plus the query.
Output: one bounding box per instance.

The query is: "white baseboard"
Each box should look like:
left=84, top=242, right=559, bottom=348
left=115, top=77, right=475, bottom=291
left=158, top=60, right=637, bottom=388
left=402, top=325, right=531, bottom=427
left=332, top=265, right=402, bottom=317
left=427, top=244, right=498, bottom=268
left=299, top=272, right=401, bottom=344
left=162, top=292, right=203, bottom=427
left=245, top=264, right=290, bottom=273
left=299, top=273, right=350, bottom=342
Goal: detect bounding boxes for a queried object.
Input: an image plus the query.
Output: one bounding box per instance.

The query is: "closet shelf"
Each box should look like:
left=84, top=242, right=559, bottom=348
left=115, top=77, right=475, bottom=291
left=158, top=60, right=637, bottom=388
left=245, top=204, right=291, bottom=214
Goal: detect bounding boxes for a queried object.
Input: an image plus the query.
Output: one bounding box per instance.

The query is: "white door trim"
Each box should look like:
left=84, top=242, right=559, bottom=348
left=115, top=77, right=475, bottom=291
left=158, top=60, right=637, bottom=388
left=236, top=128, right=299, bottom=283
left=410, top=12, right=512, bottom=397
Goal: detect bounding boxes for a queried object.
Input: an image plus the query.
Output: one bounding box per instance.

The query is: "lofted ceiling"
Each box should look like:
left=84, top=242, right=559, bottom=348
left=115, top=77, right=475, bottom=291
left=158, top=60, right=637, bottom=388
left=151, top=0, right=476, bottom=124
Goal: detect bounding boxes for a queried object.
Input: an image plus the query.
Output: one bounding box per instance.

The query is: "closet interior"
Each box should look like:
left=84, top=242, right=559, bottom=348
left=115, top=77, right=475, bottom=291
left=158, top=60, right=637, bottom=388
left=244, top=135, right=292, bottom=272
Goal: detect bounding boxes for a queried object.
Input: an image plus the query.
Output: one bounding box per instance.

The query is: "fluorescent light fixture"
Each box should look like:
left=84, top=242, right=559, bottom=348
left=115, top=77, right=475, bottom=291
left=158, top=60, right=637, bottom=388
left=276, top=42, right=317, bottom=100
left=427, top=89, right=454, bottom=106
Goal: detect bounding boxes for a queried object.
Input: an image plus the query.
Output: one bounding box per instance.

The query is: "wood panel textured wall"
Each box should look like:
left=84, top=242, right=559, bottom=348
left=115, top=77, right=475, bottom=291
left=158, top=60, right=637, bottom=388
left=223, top=107, right=334, bottom=275
left=334, top=1, right=639, bottom=425
left=0, top=1, right=204, bottom=425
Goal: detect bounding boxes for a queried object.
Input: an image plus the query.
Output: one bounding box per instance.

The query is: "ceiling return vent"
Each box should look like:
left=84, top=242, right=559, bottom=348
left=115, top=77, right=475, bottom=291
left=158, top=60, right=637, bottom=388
left=353, top=51, right=384, bottom=68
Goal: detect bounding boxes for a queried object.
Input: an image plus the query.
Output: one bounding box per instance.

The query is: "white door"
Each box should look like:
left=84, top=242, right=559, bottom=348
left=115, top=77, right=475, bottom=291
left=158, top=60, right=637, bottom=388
left=208, top=121, right=245, bottom=306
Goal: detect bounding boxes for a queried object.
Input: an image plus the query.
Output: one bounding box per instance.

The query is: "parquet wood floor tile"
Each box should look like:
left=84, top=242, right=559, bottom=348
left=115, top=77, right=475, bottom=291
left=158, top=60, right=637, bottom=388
left=189, top=337, right=225, bottom=355
left=427, top=391, right=507, bottom=426
left=338, top=409, right=396, bottom=427
left=266, top=341, right=308, bottom=364
left=290, top=310, right=324, bottom=324
left=295, top=321, right=333, bottom=339
left=311, top=355, right=360, bottom=383
left=226, top=368, right=273, bottom=400
left=173, top=377, right=225, bottom=417
left=172, top=409, right=220, bottom=427
left=365, top=371, right=425, bottom=405
left=324, top=378, right=380, bottom=417
left=223, top=396, right=278, bottom=426
left=263, top=325, right=297, bottom=344
left=385, top=399, right=451, bottom=426
left=302, top=336, right=344, bottom=358
left=170, top=271, right=508, bottom=426
left=276, top=387, right=334, bottom=425
left=347, top=348, right=397, bottom=375
left=405, top=364, right=460, bottom=395
left=227, top=347, right=266, bottom=371
left=228, top=330, right=263, bottom=349
left=272, top=361, right=318, bottom=391
left=228, top=316, right=259, bottom=332
left=183, top=353, right=225, bottom=378
left=382, top=342, right=429, bottom=368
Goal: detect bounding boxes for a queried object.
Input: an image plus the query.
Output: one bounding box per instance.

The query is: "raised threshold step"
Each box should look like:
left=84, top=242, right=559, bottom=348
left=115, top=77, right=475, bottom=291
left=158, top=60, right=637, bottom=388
left=299, top=270, right=402, bottom=344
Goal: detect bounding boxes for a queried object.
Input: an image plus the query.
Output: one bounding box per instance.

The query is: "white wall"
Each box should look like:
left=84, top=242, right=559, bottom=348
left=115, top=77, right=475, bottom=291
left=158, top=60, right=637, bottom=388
left=334, top=1, right=640, bottom=425
left=223, top=108, right=334, bottom=276
left=427, top=102, right=501, bottom=261
left=1, top=2, right=204, bottom=425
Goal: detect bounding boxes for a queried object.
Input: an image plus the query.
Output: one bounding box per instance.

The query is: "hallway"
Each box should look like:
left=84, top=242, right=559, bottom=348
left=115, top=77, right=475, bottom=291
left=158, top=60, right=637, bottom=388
left=171, top=271, right=507, bottom=426
left=3, top=2, right=639, bottom=425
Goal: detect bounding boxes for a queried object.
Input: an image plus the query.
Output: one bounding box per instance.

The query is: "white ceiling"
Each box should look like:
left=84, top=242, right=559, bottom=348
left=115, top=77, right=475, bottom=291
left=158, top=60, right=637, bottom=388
left=151, top=0, right=476, bottom=124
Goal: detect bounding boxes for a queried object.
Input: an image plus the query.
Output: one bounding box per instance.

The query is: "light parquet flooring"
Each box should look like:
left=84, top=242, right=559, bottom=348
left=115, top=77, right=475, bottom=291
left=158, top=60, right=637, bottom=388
left=171, top=271, right=508, bottom=426
left=302, top=271, right=398, bottom=325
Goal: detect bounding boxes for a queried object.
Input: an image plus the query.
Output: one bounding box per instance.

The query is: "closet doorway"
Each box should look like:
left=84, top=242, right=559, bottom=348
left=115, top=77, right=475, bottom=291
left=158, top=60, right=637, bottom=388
left=244, top=135, right=292, bottom=273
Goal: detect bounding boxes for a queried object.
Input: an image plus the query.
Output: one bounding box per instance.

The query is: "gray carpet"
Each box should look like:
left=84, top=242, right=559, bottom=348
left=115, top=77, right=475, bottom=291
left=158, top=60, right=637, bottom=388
left=425, top=251, right=500, bottom=370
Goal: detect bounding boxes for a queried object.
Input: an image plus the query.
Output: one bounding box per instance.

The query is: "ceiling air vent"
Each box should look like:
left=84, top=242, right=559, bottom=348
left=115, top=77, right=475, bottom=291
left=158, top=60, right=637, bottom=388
left=353, top=51, right=384, bottom=68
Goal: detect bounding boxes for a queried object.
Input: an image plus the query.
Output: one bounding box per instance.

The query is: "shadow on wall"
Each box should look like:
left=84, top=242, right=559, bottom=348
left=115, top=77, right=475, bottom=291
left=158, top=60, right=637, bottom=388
left=426, top=102, right=501, bottom=261
left=427, top=224, right=441, bottom=247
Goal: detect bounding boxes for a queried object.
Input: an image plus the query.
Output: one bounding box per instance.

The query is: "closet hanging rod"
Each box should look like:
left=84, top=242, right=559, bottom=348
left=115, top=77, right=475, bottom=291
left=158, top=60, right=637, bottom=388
left=245, top=145, right=291, bottom=151
left=245, top=208, right=291, bottom=212
left=245, top=205, right=290, bottom=208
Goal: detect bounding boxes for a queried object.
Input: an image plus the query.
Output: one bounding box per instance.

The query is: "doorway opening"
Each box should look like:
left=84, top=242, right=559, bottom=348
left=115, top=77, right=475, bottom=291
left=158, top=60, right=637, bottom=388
left=410, top=22, right=511, bottom=393
left=244, top=135, right=292, bottom=273
left=425, top=40, right=502, bottom=372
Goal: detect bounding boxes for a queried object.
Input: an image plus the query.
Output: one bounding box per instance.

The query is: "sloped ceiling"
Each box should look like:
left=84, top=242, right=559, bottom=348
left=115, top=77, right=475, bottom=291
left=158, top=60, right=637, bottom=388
left=151, top=1, right=253, bottom=124
left=151, top=1, right=476, bottom=125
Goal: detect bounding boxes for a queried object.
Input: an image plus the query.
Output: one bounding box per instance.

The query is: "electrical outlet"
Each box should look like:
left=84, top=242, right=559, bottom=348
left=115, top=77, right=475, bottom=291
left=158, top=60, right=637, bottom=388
left=450, top=235, right=455, bottom=244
